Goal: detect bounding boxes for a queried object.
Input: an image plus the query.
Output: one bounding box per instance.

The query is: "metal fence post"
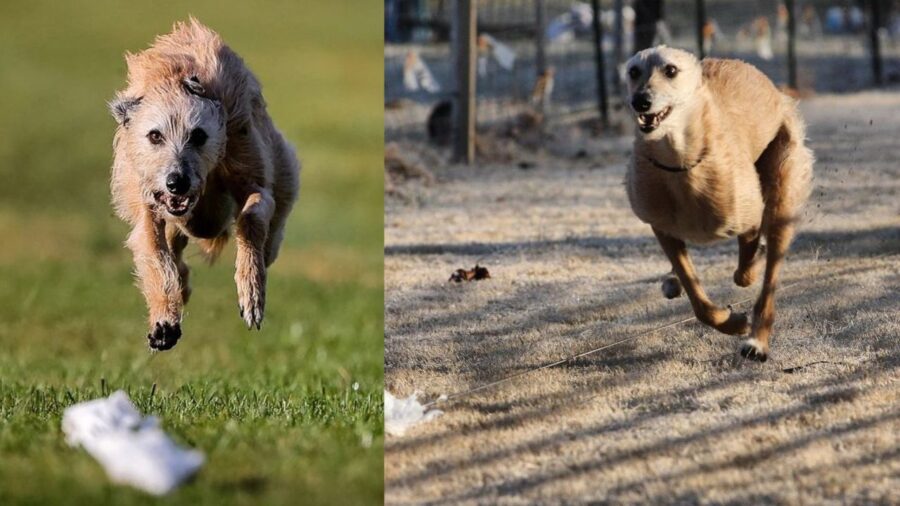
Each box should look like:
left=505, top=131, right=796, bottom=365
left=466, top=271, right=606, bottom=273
left=535, top=0, right=547, bottom=76
left=454, top=0, right=476, bottom=164
left=786, top=0, right=797, bottom=89
left=591, top=0, right=609, bottom=127
left=695, top=0, right=706, bottom=59
left=869, top=0, right=884, bottom=86
left=613, top=0, right=624, bottom=95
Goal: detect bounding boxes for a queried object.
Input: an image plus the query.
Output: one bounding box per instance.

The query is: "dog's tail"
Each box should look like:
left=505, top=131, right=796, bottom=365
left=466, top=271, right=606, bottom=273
left=778, top=96, right=814, bottom=214
left=197, top=233, right=230, bottom=264
left=758, top=96, right=814, bottom=232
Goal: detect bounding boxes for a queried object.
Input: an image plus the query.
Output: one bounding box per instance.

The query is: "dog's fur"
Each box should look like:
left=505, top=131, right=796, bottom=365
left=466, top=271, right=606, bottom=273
left=109, top=18, right=300, bottom=350
left=624, top=46, right=812, bottom=361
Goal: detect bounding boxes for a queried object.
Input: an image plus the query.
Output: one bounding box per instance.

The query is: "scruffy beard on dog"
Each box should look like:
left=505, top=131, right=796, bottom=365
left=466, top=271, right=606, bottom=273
left=624, top=46, right=812, bottom=362
left=109, top=18, right=300, bottom=351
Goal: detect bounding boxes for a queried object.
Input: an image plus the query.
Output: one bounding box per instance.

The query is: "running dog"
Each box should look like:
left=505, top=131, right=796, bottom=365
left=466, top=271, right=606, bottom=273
left=624, top=46, right=812, bottom=361
left=109, top=18, right=300, bottom=350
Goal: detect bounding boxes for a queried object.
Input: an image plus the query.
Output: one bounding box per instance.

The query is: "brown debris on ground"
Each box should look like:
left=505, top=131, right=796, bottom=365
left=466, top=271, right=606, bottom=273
left=449, top=264, right=491, bottom=283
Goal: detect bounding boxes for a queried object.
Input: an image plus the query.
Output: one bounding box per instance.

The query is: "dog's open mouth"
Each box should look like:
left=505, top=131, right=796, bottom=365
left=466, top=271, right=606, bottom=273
left=155, top=193, right=196, bottom=217
left=637, top=106, right=672, bottom=133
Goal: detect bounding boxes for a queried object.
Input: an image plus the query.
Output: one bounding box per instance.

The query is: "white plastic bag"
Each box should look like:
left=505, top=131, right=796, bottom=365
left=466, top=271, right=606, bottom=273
left=62, top=390, right=204, bottom=495
left=384, top=390, right=443, bottom=436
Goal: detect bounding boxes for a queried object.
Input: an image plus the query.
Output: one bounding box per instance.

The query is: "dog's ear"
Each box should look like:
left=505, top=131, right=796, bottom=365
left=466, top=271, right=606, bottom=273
left=109, top=95, right=142, bottom=126
left=182, top=76, right=207, bottom=97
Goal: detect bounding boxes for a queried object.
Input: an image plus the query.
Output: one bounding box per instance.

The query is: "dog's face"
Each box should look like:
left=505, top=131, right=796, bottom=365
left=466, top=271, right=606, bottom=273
left=111, top=78, right=226, bottom=218
left=624, top=46, right=702, bottom=136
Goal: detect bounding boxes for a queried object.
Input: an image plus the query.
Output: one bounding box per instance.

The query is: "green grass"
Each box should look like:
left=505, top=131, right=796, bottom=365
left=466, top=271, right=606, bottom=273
left=0, top=1, right=383, bottom=504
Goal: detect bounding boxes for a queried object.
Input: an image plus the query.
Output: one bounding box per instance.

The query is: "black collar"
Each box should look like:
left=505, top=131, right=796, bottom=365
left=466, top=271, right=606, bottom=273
left=645, top=146, right=708, bottom=173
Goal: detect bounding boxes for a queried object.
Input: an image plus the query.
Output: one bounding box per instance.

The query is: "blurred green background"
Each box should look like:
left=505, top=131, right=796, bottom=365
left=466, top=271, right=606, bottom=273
left=0, top=1, right=383, bottom=504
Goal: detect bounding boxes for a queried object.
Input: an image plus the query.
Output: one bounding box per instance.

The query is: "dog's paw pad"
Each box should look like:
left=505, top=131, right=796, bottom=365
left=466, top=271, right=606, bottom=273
left=739, top=338, right=768, bottom=362
left=148, top=321, right=181, bottom=351
left=661, top=277, right=683, bottom=299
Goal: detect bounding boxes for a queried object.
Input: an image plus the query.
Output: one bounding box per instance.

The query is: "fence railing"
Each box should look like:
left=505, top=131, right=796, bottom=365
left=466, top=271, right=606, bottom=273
left=385, top=0, right=899, bottom=163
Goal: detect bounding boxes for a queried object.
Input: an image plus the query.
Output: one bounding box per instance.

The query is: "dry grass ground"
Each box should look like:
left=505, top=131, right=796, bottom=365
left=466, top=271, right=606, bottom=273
left=384, top=91, right=900, bottom=505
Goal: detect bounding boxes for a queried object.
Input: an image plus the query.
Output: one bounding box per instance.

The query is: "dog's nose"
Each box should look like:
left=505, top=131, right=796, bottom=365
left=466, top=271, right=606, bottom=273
left=165, top=172, right=191, bottom=195
left=631, top=92, right=652, bottom=113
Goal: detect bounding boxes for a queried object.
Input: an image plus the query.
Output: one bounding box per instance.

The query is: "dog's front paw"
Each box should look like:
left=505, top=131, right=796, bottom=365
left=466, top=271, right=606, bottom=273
left=148, top=321, right=182, bottom=351
left=661, top=275, right=683, bottom=299
left=739, top=338, right=768, bottom=362
left=236, top=270, right=266, bottom=330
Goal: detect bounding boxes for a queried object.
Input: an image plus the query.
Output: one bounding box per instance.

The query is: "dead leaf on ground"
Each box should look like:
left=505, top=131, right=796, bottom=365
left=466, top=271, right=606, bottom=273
left=449, top=265, right=491, bottom=283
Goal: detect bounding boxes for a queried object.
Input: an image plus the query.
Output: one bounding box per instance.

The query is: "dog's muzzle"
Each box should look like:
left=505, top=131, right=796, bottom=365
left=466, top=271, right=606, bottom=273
left=636, top=106, right=672, bottom=133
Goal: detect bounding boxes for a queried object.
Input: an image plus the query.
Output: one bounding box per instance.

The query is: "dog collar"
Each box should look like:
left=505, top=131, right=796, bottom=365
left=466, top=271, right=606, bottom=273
left=646, top=146, right=708, bottom=173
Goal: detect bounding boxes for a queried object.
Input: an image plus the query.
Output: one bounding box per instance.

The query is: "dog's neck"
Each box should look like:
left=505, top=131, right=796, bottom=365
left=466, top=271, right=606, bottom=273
left=637, top=97, right=708, bottom=170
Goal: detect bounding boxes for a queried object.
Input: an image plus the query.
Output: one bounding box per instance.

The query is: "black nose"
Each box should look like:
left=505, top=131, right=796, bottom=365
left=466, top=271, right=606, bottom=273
left=631, top=92, right=652, bottom=112
left=165, top=172, right=191, bottom=195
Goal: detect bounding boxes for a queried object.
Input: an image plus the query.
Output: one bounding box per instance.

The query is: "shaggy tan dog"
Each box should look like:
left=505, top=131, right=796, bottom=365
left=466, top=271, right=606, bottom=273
left=624, top=46, right=812, bottom=361
left=109, top=18, right=300, bottom=350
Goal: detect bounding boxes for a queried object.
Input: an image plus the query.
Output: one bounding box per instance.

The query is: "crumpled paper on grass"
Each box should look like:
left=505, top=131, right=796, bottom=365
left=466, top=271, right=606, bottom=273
left=384, top=390, right=444, bottom=436
left=62, top=390, right=204, bottom=495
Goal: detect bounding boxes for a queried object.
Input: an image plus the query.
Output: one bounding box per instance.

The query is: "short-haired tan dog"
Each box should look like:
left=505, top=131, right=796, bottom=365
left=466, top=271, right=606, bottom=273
left=624, top=46, right=812, bottom=361
left=109, top=19, right=300, bottom=350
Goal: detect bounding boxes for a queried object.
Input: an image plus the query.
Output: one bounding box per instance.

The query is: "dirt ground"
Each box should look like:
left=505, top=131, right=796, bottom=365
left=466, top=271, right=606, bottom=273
left=384, top=91, right=900, bottom=505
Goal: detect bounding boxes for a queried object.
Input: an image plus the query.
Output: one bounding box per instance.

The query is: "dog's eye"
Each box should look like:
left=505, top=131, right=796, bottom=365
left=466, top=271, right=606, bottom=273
left=664, top=65, right=679, bottom=78
left=628, top=67, right=640, bottom=80
left=147, top=130, right=164, bottom=145
left=188, top=128, right=208, bottom=148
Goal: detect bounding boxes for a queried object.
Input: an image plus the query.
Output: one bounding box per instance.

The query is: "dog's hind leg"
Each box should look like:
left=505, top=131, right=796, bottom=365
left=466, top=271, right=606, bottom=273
left=653, top=228, right=750, bottom=335
left=740, top=110, right=813, bottom=361
left=740, top=223, right=791, bottom=362
left=733, top=229, right=763, bottom=287
left=127, top=213, right=184, bottom=351
left=264, top=196, right=292, bottom=268
left=264, top=143, right=300, bottom=267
